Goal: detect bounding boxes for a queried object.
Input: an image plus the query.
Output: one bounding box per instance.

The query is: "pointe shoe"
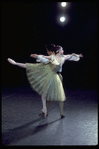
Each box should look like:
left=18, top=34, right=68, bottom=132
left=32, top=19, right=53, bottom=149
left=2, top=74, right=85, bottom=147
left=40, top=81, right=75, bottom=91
left=39, top=112, right=48, bottom=117
left=42, top=108, right=47, bottom=118
left=7, top=58, right=16, bottom=65
left=44, top=113, right=46, bottom=118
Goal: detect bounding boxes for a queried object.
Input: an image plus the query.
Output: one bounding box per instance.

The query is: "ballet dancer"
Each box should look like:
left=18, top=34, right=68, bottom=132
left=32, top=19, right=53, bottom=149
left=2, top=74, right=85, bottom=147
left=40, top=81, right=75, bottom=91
left=30, top=45, right=83, bottom=118
left=7, top=44, right=83, bottom=118
left=7, top=44, right=56, bottom=118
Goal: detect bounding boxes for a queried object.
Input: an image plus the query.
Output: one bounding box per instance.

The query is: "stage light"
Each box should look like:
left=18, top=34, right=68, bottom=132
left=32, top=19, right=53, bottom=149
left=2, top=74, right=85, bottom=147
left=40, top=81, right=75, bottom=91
left=60, top=16, right=65, bottom=22
left=61, top=2, right=67, bottom=7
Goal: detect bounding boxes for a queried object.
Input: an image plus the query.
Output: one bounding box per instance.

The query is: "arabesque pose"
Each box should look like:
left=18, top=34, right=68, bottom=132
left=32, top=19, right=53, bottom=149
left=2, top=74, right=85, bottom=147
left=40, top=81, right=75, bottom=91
left=7, top=44, right=83, bottom=118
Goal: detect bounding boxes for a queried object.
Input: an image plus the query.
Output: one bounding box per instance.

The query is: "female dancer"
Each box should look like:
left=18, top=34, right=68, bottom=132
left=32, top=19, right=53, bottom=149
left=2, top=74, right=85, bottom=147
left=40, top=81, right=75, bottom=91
left=7, top=44, right=83, bottom=118
left=7, top=44, right=58, bottom=118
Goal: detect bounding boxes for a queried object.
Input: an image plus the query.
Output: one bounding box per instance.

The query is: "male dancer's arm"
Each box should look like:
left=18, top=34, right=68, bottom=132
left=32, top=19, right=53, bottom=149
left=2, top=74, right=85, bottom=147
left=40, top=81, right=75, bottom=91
left=63, top=53, right=83, bottom=61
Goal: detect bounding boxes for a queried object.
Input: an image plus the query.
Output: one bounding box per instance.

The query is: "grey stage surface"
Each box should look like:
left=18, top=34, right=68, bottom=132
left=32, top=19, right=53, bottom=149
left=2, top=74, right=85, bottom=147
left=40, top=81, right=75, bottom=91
left=2, top=86, right=98, bottom=146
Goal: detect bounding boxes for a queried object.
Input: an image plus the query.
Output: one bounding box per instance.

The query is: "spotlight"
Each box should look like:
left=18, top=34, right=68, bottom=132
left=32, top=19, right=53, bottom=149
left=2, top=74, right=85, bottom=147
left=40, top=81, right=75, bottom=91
left=61, top=2, right=67, bottom=7
left=60, top=16, right=65, bottom=22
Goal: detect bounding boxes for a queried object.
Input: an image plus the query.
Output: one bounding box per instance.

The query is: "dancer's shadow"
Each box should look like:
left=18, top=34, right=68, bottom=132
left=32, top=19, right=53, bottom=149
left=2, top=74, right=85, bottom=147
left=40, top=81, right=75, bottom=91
left=2, top=117, right=61, bottom=146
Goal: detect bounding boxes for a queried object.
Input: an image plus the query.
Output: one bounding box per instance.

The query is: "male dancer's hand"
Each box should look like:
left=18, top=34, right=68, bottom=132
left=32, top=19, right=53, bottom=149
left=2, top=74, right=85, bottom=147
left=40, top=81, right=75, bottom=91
left=72, top=53, right=83, bottom=58
left=72, top=53, right=78, bottom=57
left=79, top=53, right=83, bottom=58
left=30, top=54, right=38, bottom=58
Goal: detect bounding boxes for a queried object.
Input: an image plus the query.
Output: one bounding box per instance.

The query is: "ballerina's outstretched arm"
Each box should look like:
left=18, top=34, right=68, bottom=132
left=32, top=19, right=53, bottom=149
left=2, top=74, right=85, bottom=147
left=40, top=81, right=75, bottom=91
left=30, top=54, right=51, bottom=64
left=42, top=55, right=52, bottom=60
left=30, top=54, right=52, bottom=59
left=7, top=58, right=26, bottom=68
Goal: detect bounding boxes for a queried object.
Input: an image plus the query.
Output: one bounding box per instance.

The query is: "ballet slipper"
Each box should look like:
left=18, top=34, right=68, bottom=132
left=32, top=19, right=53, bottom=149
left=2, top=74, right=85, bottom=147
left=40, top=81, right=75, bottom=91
left=7, top=58, right=16, bottom=65
left=60, top=114, right=65, bottom=118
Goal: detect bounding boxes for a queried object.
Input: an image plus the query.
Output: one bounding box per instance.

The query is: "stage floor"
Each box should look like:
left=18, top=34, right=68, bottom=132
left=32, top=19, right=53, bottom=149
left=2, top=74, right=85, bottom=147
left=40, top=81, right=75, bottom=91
left=2, top=86, right=98, bottom=146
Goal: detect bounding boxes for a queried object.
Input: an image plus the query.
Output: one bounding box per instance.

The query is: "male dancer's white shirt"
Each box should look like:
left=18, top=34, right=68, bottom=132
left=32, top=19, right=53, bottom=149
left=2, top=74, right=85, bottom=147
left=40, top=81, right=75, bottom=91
left=36, top=54, right=80, bottom=73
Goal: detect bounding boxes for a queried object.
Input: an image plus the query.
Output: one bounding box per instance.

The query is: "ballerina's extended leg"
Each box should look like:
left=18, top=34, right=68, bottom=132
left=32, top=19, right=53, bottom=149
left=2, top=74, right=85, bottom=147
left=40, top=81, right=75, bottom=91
left=7, top=58, right=26, bottom=68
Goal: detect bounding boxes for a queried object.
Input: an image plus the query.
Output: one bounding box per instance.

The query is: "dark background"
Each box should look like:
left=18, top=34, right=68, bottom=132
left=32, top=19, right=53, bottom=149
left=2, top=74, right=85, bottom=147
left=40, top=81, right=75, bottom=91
left=2, top=2, right=98, bottom=90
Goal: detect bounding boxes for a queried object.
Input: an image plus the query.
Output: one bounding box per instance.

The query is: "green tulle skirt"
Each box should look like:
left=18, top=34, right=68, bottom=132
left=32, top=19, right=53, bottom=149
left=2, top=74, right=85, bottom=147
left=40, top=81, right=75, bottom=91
left=26, top=62, right=66, bottom=101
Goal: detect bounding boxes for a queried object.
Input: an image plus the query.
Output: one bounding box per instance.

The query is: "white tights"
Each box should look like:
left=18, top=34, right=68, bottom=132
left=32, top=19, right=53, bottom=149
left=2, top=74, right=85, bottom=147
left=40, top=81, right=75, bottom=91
left=7, top=58, right=26, bottom=68
left=41, top=96, right=47, bottom=117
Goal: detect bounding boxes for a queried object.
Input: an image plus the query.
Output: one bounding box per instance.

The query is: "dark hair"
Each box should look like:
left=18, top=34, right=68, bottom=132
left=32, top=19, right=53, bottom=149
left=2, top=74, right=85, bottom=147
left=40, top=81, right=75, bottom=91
left=54, top=45, right=62, bottom=54
left=55, top=45, right=62, bottom=50
left=45, top=44, right=63, bottom=54
left=45, top=43, right=55, bottom=52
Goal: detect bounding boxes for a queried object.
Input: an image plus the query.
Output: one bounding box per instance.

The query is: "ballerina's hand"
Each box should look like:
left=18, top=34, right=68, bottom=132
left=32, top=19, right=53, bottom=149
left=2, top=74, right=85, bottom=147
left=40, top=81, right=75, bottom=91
left=30, top=54, right=38, bottom=58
